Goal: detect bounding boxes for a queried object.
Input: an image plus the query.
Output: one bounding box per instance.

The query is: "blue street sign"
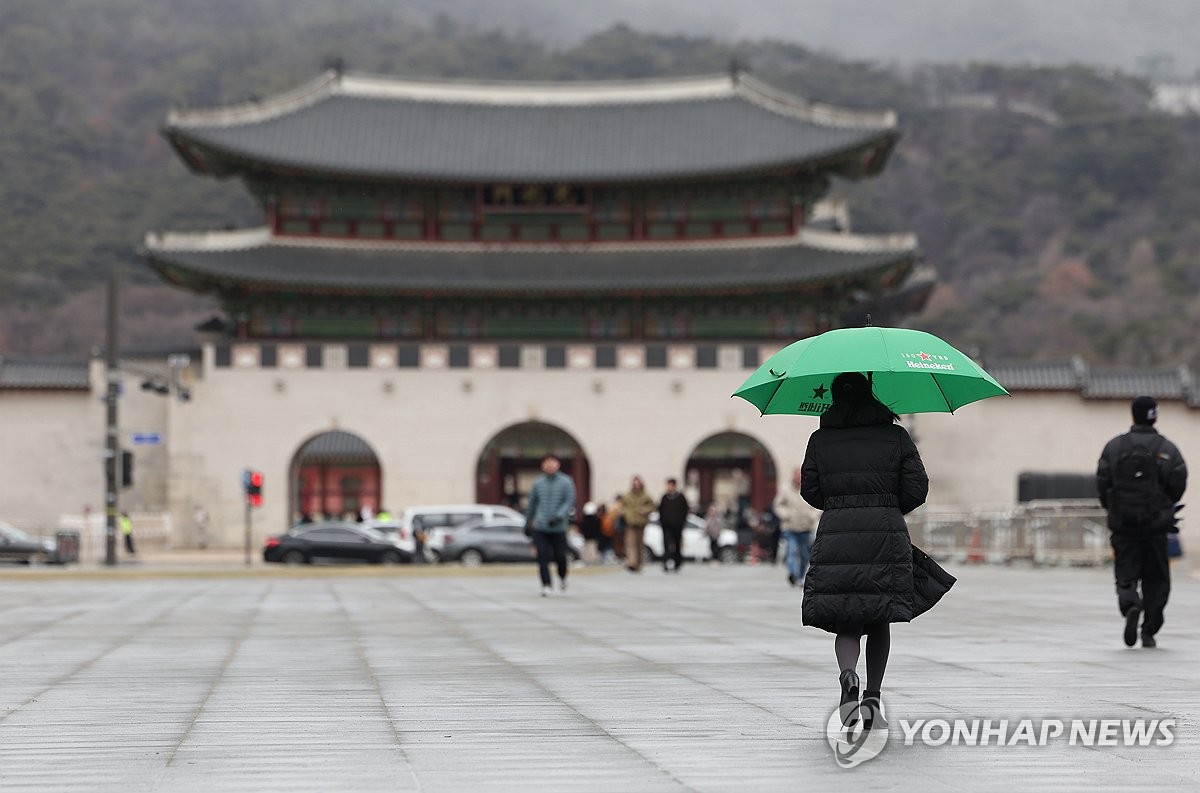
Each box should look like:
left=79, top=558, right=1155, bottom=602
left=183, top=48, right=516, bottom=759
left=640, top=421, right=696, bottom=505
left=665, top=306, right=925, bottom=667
left=130, top=432, right=163, bottom=446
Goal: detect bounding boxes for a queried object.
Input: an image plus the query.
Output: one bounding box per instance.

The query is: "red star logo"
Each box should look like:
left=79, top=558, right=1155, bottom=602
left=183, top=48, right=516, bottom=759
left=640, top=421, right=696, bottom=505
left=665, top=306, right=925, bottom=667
left=919, top=351, right=931, bottom=360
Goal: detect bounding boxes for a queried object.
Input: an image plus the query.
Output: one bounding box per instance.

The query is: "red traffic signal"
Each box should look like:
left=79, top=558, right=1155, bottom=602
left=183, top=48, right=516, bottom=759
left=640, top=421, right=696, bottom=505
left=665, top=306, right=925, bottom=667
left=245, top=469, right=263, bottom=507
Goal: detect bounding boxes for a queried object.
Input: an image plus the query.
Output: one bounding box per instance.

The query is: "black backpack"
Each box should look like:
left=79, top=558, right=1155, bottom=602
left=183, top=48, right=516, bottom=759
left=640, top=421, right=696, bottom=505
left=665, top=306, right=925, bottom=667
left=1110, top=435, right=1166, bottom=528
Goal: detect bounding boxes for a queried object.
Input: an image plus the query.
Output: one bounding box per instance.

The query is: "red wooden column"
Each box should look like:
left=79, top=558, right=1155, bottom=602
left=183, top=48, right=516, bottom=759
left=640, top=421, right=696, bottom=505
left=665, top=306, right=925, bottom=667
left=699, top=467, right=715, bottom=510
left=570, top=454, right=587, bottom=517
left=477, top=450, right=502, bottom=505
left=751, top=449, right=767, bottom=513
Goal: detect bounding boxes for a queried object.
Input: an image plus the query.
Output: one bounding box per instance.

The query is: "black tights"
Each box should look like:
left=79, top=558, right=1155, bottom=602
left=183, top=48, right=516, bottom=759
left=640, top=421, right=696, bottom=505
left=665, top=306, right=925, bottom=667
left=834, top=622, right=890, bottom=693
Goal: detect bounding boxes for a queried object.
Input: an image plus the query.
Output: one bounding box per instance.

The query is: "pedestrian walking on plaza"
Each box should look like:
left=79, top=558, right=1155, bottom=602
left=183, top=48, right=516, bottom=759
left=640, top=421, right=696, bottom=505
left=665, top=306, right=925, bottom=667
left=801, top=372, right=938, bottom=731
left=580, top=501, right=602, bottom=565
left=774, top=466, right=820, bottom=587
left=192, top=504, right=209, bottom=550
left=658, top=478, right=690, bottom=572
left=525, top=454, right=577, bottom=596
left=411, top=517, right=428, bottom=564
left=599, top=501, right=618, bottom=563
left=704, top=503, right=725, bottom=562
left=620, top=476, right=655, bottom=573
left=120, top=511, right=136, bottom=555
left=1096, top=396, right=1187, bottom=649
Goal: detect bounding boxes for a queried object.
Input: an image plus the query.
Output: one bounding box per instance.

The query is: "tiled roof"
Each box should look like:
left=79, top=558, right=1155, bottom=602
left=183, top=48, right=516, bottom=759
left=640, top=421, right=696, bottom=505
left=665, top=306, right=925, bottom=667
left=987, top=359, right=1083, bottom=391
left=0, top=357, right=90, bottom=391
left=295, top=431, right=377, bottom=465
left=1083, top=367, right=1189, bottom=400
left=988, top=357, right=1196, bottom=404
left=164, top=71, right=898, bottom=182
left=142, top=227, right=920, bottom=297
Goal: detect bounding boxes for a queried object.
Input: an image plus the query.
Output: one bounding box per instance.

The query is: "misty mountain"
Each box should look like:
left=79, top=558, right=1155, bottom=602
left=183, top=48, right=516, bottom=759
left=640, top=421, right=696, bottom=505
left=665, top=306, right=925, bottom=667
left=2, top=0, right=1199, bottom=371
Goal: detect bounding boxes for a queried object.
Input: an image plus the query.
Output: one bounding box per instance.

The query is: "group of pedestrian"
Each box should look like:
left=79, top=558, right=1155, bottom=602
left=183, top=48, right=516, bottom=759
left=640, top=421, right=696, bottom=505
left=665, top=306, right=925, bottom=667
left=523, top=380, right=1186, bottom=735
left=614, top=474, right=694, bottom=573
left=523, top=460, right=708, bottom=585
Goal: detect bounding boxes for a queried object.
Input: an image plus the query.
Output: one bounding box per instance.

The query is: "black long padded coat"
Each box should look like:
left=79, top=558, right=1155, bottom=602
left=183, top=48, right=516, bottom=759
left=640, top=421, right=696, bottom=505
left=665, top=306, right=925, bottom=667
left=800, top=402, right=930, bottom=633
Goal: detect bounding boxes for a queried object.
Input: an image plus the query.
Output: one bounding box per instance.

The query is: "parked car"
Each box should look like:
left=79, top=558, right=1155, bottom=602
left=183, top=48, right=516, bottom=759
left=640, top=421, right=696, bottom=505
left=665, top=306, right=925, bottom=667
left=395, top=504, right=526, bottom=561
left=361, top=519, right=416, bottom=557
left=643, top=512, right=740, bottom=564
left=0, top=522, right=58, bottom=565
left=438, top=518, right=582, bottom=566
left=263, top=521, right=411, bottom=565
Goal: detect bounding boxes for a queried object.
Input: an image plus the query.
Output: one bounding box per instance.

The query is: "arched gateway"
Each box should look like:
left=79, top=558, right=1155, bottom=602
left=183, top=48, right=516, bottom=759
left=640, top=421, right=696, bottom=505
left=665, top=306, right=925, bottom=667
left=476, top=422, right=590, bottom=514
left=290, top=430, right=382, bottom=523
left=684, top=432, right=777, bottom=515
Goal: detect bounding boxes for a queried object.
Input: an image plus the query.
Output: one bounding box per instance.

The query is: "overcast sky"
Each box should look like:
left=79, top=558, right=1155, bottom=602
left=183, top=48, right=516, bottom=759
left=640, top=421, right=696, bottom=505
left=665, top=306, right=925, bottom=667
left=402, top=0, right=1200, bottom=77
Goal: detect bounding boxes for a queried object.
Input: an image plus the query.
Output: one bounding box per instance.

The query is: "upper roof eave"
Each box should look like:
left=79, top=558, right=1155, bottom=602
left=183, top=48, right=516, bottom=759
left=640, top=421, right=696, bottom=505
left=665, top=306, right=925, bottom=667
left=165, top=130, right=899, bottom=185
left=140, top=226, right=919, bottom=299
left=162, top=70, right=900, bottom=183
left=166, top=70, right=896, bottom=129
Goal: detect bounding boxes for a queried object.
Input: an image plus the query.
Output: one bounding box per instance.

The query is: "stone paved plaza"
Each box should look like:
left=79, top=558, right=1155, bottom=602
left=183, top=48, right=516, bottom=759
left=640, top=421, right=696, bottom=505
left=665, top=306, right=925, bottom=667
left=1, top=561, right=1197, bottom=792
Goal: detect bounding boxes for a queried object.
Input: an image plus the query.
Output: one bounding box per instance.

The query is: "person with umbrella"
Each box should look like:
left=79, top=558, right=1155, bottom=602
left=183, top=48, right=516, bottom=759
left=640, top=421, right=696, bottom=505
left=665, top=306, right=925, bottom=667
left=798, top=372, right=928, bottom=730
left=734, top=323, right=1000, bottom=732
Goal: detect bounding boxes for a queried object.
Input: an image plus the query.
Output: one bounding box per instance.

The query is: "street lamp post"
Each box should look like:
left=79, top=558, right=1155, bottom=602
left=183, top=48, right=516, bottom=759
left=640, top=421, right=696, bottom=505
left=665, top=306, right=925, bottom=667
left=104, top=271, right=119, bottom=566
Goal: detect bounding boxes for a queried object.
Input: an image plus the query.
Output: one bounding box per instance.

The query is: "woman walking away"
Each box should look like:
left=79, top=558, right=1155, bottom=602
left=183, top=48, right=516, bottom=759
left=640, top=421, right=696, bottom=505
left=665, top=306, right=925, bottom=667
left=801, top=372, right=930, bottom=731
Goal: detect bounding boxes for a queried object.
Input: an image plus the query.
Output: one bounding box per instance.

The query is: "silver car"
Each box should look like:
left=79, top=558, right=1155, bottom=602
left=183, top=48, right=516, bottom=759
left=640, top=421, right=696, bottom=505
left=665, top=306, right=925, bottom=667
left=439, top=518, right=582, bottom=567
left=0, top=522, right=57, bottom=564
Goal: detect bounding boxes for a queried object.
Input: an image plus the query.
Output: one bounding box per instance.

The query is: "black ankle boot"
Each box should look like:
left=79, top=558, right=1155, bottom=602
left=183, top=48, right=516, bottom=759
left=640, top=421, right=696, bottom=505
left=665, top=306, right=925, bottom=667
left=860, top=690, right=887, bottom=731
left=839, top=669, right=861, bottom=727
left=839, top=669, right=860, bottom=706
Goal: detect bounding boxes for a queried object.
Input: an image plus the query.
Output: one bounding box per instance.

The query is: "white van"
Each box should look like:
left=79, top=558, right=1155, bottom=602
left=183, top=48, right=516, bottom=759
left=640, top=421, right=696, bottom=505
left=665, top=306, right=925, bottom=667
left=388, top=504, right=526, bottom=561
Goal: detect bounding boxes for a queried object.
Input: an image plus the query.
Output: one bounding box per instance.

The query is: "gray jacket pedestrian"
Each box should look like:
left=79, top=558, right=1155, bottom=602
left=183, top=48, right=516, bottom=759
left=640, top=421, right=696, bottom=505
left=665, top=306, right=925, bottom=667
left=526, top=471, right=576, bottom=533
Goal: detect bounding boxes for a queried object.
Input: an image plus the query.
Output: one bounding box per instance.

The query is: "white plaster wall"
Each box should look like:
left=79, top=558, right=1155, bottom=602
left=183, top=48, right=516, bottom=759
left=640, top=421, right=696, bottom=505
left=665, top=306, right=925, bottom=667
left=170, top=362, right=804, bottom=547
left=5, top=350, right=1198, bottom=569
left=0, top=358, right=173, bottom=531
left=173, top=363, right=1200, bottom=561
left=0, top=388, right=103, bottom=530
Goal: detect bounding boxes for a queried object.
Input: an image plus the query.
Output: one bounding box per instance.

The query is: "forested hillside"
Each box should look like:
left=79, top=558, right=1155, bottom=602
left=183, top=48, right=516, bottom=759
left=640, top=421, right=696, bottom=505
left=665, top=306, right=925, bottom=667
left=2, top=0, right=1199, bottom=368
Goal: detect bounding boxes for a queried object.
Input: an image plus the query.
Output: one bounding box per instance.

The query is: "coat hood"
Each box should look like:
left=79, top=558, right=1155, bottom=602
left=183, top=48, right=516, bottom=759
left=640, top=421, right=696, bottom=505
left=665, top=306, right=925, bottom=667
left=819, top=401, right=897, bottom=429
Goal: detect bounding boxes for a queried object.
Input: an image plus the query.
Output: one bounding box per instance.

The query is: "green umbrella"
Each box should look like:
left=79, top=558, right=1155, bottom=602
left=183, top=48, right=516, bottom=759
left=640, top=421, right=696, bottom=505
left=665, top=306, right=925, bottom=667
left=733, top=326, right=1009, bottom=416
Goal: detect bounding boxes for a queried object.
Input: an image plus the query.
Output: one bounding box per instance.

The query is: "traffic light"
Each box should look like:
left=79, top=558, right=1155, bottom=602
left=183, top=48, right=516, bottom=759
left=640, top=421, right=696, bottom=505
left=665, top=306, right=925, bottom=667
left=121, top=450, right=134, bottom=489
left=246, top=470, right=263, bottom=507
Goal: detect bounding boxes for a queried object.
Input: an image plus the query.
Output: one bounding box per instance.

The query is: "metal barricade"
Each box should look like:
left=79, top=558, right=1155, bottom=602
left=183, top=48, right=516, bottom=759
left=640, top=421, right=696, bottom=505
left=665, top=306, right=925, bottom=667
left=54, top=531, right=81, bottom=564
left=909, top=502, right=1110, bottom=566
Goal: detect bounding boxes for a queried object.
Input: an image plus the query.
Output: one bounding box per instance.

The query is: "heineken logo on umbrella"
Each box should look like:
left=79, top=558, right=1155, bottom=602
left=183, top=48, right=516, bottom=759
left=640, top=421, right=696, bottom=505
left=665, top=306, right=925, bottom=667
left=732, top=326, right=1009, bottom=417
left=901, top=351, right=955, bottom=371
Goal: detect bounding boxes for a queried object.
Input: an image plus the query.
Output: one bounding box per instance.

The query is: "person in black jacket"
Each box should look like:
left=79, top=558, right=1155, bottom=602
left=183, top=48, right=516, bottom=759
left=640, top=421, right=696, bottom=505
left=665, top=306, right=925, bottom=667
left=658, top=478, right=691, bottom=572
left=800, top=372, right=931, bottom=730
left=1096, top=396, right=1187, bottom=649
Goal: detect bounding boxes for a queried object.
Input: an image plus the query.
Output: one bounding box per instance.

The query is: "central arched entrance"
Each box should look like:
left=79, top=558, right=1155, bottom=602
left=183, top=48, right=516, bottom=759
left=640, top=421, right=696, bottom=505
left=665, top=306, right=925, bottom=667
left=684, top=432, right=777, bottom=516
left=290, top=430, right=382, bottom=524
left=476, top=421, right=590, bottom=514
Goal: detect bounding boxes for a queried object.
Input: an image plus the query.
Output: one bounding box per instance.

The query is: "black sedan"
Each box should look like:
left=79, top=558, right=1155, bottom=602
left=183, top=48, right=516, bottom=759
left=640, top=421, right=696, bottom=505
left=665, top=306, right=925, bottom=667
left=439, top=519, right=581, bottom=566
left=263, top=522, right=411, bottom=566
left=0, top=522, right=57, bottom=564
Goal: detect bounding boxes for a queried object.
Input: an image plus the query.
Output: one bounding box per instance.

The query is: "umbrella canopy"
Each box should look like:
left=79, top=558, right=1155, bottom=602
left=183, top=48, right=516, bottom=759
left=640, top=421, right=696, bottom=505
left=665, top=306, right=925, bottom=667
left=733, top=327, right=1008, bottom=416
